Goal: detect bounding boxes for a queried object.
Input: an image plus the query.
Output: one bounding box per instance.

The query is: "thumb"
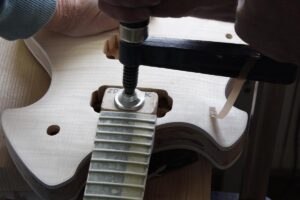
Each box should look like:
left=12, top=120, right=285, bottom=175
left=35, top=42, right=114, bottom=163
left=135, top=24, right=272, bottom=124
left=46, top=0, right=118, bottom=37
left=65, top=12, right=118, bottom=37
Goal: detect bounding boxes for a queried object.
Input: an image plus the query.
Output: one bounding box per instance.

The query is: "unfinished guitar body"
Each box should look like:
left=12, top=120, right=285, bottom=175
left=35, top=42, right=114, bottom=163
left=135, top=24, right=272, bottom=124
left=1, top=18, right=248, bottom=200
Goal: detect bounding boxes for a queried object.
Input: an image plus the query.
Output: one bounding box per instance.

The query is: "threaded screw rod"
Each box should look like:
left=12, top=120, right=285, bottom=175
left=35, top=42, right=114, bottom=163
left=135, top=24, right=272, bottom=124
left=123, top=65, right=139, bottom=95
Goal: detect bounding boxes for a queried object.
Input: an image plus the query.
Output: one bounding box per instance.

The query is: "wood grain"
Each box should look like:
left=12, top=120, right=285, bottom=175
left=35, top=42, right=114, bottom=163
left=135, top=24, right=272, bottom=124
left=0, top=39, right=50, bottom=193
left=0, top=37, right=211, bottom=200
left=1, top=17, right=248, bottom=199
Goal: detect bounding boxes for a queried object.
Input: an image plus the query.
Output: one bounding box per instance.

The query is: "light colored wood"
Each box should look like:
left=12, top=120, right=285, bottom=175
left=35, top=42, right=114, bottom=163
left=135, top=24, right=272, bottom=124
left=0, top=35, right=211, bottom=200
left=1, top=17, right=248, bottom=199
left=0, top=39, right=50, bottom=193
left=0, top=141, right=30, bottom=192
left=145, top=157, right=212, bottom=200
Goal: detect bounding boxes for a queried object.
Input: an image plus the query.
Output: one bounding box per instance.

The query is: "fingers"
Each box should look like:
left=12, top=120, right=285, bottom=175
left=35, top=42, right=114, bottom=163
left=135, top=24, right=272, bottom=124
left=99, top=1, right=151, bottom=22
left=85, top=12, right=119, bottom=35
left=100, top=0, right=160, bottom=8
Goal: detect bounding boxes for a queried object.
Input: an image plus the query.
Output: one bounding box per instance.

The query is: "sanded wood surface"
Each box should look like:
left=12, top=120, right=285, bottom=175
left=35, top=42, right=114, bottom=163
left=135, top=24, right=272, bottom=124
left=0, top=39, right=50, bottom=193
left=1, top=18, right=248, bottom=200
left=0, top=37, right=212, bottom=200
left=0, top=33, right=213, bottom=200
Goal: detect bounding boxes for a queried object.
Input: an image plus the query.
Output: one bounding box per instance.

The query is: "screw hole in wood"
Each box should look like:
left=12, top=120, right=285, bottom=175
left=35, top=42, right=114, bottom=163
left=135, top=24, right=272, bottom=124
left=226, top=33, right=233, bottom=39
left=47, top=125, right=60, bottom=136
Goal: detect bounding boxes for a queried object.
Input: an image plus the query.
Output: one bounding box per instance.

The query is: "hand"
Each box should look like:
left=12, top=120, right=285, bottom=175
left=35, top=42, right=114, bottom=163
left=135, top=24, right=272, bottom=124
left=98, top=0, right=300, bottom=65
left=46, top=0, right=118, bottom=37
left=98, top=0, right=237, bottom=23
left=98, top=0, right=203, bottom=23
left=235, top=0, right=300, bottom=64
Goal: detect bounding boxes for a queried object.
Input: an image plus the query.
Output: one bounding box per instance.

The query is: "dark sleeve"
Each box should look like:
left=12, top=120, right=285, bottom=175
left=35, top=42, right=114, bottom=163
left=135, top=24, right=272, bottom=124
left=235, top=0, right=300, bottom=65
left=0, top=0, right=56, bottom=40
